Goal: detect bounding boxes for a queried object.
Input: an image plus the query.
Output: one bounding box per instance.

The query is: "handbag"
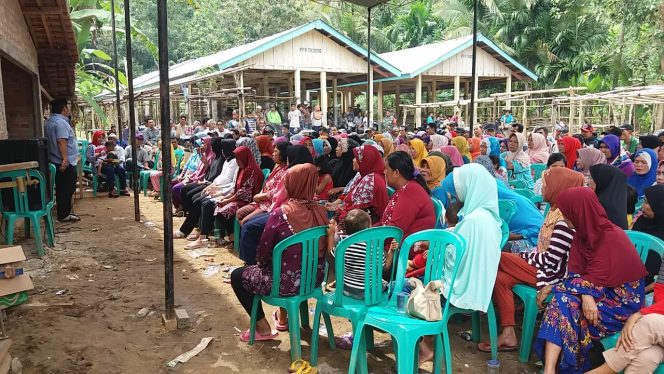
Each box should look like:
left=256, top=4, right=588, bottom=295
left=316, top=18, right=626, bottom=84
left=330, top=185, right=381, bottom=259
left=406, top=278, right=443, bottom=322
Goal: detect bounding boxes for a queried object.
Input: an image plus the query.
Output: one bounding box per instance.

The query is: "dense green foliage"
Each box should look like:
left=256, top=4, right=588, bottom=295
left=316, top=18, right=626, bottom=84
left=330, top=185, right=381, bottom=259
left=75, top=0, right=663, bottom=106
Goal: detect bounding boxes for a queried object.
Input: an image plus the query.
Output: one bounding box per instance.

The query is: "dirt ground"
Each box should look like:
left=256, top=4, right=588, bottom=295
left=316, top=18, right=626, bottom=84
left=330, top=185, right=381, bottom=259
left=4, top=190, right=541, bottom=373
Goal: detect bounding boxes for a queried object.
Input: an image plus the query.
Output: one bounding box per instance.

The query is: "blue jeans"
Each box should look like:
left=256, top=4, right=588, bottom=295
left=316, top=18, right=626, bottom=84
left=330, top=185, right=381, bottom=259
left=239, top=212, right=269, bottom=265
left=101, top=164, right=127, bottom=191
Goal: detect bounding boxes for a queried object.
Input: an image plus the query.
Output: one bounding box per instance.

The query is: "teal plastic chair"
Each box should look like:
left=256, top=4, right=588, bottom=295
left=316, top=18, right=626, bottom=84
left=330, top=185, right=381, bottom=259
left=387, top=186, right=395, bottom=197
left=432, top=198, right=444, bottom=228
left=500, top=219, right=509, bottom=249
left=262, top=168, right=270, bottom=180
left=0, top=164, right=56, bottom=257
left=309, top=226, right=404, bottom=371
left=140, top=151, right=160, bottom=196
left=348, top=229, right=498, bottom=374
left=626, top=230, right=664, bottom=262
left=513, top=188, right=536, bottom=200
left=530, top=164, right=546, bottom=181
left=498, top=199, right=517, bottom=224
left=509, top=180, right=527, bottom=189
left=248, top=226, right=331, bottom=361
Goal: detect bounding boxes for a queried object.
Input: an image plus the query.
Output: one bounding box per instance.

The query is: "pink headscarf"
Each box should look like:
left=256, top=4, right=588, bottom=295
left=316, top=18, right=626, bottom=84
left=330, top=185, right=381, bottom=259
left=528, top=132, right=550, bottom=164
left=441, top=146, right=464, bottom=166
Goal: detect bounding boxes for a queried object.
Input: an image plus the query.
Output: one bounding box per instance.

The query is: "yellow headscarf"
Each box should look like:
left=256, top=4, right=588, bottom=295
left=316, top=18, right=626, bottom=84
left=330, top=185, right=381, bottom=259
left=451, top=136, right=471, bottom=161
left=409, top=138, right=427, bottom=165
left=379, top=138, right=394, bottom=159
left=421, top=155, right=446, bottom=190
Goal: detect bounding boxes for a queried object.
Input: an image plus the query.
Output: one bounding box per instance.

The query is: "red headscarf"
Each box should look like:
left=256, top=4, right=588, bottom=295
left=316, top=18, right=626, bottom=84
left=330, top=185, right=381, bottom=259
left=338, top=145, right=388, bottom=221
left=256, top=135, right=274, bottom=157
left=92, top=130, right=106, bottom=146
left=233, top=146, right=264, bottom=199
left=558, top=136, right=582, bottom=169
left=557, top=187, right=646, bottom=287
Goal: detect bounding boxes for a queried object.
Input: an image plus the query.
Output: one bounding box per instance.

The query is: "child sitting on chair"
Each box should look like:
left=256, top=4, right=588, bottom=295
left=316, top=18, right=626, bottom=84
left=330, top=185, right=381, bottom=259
left=96, top=140, right=119, bottom=176
left=406, top=200, right=463, bottom=278
left=327, top=209, right=398, bottom=299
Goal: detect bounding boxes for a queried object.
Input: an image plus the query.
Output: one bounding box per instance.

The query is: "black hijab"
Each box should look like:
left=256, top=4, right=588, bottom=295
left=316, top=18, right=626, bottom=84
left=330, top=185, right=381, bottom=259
left=287, top=145, right=314, bottom=167
left=331, top=137, right=359, bottom=188
left=205, top=137, right=226, bottom=182
left=220, top=139, right=237, bottom=161
left=633, top=185, right=664, bottom=286
left=327, top=137, right=338, bottom=160
left=589, top=164, right=628, bottom=229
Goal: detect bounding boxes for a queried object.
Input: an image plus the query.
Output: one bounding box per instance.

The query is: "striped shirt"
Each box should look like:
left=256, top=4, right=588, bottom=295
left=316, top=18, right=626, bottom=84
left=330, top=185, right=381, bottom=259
left=520, top=220, right=575, bottom=289
left=332, top=234, right=385, bottom=298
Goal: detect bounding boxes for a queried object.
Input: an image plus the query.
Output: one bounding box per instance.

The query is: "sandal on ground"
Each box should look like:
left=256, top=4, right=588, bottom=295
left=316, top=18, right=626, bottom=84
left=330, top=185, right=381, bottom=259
left=184, top=241, right=206, bottom=250
left=272, top=310, right=288, bottom=332
left=58, top=214, right=81, bottom=223
left=239, top=329, right=278, bottom=343
left=187, top=233, right=199, bottom=241
left=477, top=341, right=517, bottom=353
left=120, top=190, right=130, bottom=196
left=289, top=360, right=317, bottom=374
left=173, top=210, right=185, bottom=217
left=173, top=231, right=187, bottom=239
left=109, top=191, right=120, bottom=198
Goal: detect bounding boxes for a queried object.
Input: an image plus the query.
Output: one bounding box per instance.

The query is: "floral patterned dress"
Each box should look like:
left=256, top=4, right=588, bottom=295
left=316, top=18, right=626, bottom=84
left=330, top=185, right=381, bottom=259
left=213, top=168, right=261, bottom=219
left=241, top=208, right=325, bottom=296
left=534, top=273, right=644, bottom=373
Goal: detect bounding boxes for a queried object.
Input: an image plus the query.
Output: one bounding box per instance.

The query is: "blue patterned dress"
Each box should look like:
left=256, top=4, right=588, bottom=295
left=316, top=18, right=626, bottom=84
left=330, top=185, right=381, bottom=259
left=534, top=273, right=644, bottom=373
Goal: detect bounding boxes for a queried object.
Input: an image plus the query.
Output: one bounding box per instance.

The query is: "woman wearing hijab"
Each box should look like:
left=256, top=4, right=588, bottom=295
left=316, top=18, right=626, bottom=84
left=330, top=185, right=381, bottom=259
left=632, top=184, right=664, bottom=293
left=528, top=132, right=550, bottom=164
left=420, top=163, right=503, bottom=363
left=312, top=138, right=325, bottom=157
left=627, top=148, right=658, bottom=198
left=237, top=137, right=262, bottom=166
left=441, top=145, right=465, bottom=167
left=328, top=145, right=388, bottom=225
left=556, top=136, right=581, bottom=169
left=179, top=137, right=225, bottom=220
left=212, top=146, right=264, bottom=247
left=477, top=167, right=583, bottom=353
left=86, top=130, right=106, bottom=167
left=428, top=151, right=455, bottom=176
left=451, top=136, right=472, bottom=163
left=408, top=138, right=427, bottom=166
left=599, top=134, right=635, bottom=178
left=378, top=137, right=394, bottom=159
left=575, top=147, right=606, bottom=179
left=331, top=137, right=360, bottom=188
left=504, top=133, right=534, bottom=188
left=535, top=187, right=647, bottom=374
left=428, top=134, right=448, bottom=152
left=172, top=138, right=207, bottom=216
left=238, top=145, right=313, bottom=267
left=175, top=139, right=238, bottom=244
left=420, top=155, right=446, bottom=191
left=469, top=135, right=482, bottom=160
left=589, top=164, right=629, bottom=230
left=231, top=164, right=328, bottom=343
left=255, top=135, right=275, bottom=171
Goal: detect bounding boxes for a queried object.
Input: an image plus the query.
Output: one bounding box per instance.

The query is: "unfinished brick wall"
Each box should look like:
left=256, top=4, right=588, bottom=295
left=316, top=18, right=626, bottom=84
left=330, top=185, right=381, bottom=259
left=2, top=59, right=37, bottom=139
left=0, top=0, right=38, bottom=73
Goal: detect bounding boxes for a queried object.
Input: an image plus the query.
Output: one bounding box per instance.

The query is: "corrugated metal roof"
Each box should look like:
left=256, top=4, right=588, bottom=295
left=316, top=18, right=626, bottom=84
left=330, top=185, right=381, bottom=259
left=379, top=35, right=473, bottom=75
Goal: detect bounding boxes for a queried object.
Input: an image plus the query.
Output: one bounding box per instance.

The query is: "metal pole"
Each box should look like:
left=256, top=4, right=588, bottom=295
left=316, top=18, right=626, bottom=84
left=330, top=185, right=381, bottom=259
left=469, top=0, right=478, bottom=134
left=366, top=6, right=371, bottom=129
left=123, top=0, right=139, bottom=222
left=157, top=0, right=174, bottom=320
left=111, top=0, right=122, bottom=130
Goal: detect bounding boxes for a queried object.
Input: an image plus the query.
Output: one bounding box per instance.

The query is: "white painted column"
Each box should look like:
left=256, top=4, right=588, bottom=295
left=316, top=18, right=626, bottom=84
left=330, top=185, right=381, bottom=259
left=347, top=91, right=353, bottom=110
left=294, top=69, right=301, bottom=105
left=332, top=78, right=338, bottom=128
left=454, top=75, right=461, bottom=117
left=431, top=80, right=437, bottom=103
left=395, top=85, right=401, bottom=119
left=377, top=82, right=383, bottom=122
left=320, top=71, right=328, bottom=127
left=415, top=74, right=423, bottom=128
left=305, top=90, right=311, bottom=103
left=368, top=69, right=374, bottom=122
left=506, top=75, right=512, bottom=110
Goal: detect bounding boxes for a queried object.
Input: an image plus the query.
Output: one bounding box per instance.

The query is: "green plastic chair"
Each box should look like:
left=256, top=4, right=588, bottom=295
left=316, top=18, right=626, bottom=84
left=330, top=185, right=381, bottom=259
left=0, top=164, right=56, bottom=257
left=348, top=229, right=498, bottom=374
left=530, top=164, right=546, bottom=181
left=498, top=199, right=517, bottom=224
left=509, top=180, right=527, bottom=189
left=432, top=198, right=444, bottom=228
left=309, top=226, right=404, bottom=370
left=140, top=151, right=160, bottom=196
left=262, top=168, right=270, bottom=180
left=387, top=186, right=395, bottom=197
left=500, top=219, right=509, bottom=249
left=158, top=152, right=185, bottom=202
left=513, top=188, right=536, bottom=200
left=229, top=169, right=271, bottom=250
left=248, top=226, right=331, bottom=361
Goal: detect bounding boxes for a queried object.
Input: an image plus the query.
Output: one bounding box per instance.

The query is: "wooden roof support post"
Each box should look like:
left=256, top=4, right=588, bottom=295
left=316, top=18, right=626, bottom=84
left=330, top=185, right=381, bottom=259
left=187, top=83, right=193, bottom=124
left=522, top=97, right=527, bottom=129
left=294, top=69, right=301, bottom=105
left=415, top=74, right=422, bottom=128
left=377, top=81, right=383, bottom=122
left=505, top=75, right=512, bottom=110
left=239, top=71, right=245, bottom=119
left=332, top=78, right=338, bottom=127
left=368, top=69, right=374, bottom=122
left=568, top=88, right=575, bottom=129
left=395, top=85, right=401, bottom=119
left=454, top=76, right=461, bottom=104
left=579, top=99, right=585, bottom=130
left=320, top=71, right=328, bottom=127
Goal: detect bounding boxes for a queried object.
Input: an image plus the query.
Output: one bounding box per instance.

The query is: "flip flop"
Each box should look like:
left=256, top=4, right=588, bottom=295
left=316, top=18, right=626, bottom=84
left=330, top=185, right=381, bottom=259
left=239, top=329, right=278, bottom=343
left=477, top=341, right=517, bottom=353
left=288, top=360, right=309, bottom=373
left=272, top=310, right=288, bottom=332
left=184, top=241, right=206, bottom=250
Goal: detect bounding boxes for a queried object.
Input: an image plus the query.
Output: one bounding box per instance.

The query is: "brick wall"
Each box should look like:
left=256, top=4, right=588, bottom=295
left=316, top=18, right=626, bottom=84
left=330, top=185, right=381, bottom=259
left=0, top=0, right=38, bottom=73
left=0, top=59, right=6, bottom=140
left=2, top=59, right=36, bottom=139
